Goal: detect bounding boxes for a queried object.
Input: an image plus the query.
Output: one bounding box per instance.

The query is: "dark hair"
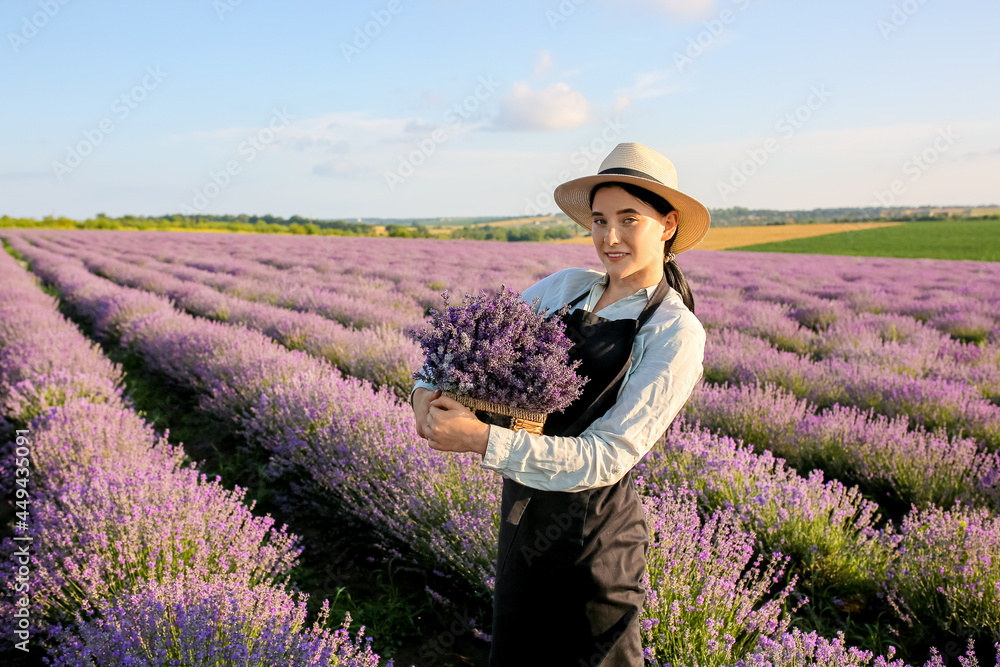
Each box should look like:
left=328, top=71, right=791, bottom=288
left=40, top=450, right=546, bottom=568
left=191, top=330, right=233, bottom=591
left=588, top=181, right=695, bottom=313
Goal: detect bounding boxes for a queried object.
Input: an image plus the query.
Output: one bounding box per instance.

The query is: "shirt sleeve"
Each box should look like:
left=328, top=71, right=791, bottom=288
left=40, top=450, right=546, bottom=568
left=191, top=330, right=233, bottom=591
left=519, top=268, right=567, bottom=315
left=480, top=315, right=706, bottom=492
left=410, top=371, right=438, bottom=403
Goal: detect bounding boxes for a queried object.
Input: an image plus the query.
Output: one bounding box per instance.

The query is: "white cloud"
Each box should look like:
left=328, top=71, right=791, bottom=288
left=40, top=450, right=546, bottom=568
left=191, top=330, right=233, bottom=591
left=495, top=82, right=593, bottom=131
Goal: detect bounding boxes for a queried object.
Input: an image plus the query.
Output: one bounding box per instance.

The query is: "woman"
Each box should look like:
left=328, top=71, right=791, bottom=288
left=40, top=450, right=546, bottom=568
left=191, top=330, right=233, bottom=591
left=410, top=142, right=709, bottom=666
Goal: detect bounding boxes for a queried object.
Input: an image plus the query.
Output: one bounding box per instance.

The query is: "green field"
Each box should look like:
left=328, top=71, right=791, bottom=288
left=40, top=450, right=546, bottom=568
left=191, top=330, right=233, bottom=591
left=729, top=218, right=1000, bottom=262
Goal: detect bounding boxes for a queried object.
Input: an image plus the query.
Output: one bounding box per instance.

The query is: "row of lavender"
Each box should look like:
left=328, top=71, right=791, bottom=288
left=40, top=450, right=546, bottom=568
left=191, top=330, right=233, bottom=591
left=5, top=231, right=1000, bottom=656
left=700, top=320, right=1000, bottom=445
left=21, top=232, right=424, bottom=397
left=35, top=229, right=569, bottom=329
left=688, top=252, right=1000, bottom=347
left=0, top=246, right=384, bottom=663
left=26, top=231, right=1000, bottom=517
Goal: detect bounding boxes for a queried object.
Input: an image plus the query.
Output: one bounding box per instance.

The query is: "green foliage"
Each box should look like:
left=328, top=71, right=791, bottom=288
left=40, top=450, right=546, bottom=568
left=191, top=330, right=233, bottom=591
left=385, top=223, right=433, bottom=238
left=449, top=223, right=573, bottom=242
left=729, top=219, right=1000, bottom=262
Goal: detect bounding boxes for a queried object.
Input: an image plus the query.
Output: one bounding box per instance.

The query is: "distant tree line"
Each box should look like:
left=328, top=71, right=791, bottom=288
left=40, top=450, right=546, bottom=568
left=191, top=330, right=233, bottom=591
left=449, top=224, right=572, bottom=242
left=709, top=206, right=999, bottom=227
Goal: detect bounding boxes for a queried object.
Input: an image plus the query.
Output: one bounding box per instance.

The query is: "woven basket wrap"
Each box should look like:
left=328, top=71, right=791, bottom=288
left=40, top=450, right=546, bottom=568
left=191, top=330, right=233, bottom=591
left=442, top=391, right=547, bottom=435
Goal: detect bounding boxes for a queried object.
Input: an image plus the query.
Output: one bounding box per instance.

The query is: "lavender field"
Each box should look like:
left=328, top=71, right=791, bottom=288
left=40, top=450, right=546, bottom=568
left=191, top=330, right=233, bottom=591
left=2, top=228, right=1000, bottom=666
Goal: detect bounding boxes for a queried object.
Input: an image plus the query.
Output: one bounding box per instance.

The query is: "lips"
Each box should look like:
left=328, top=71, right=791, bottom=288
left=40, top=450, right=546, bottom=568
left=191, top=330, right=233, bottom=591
left=605, top=252, right=628, bottom=261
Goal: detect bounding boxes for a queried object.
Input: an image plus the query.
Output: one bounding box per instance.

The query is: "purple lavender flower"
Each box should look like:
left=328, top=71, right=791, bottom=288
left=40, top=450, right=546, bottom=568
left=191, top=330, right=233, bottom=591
left=45, top=574, right=387, bottom=667
left=413, top=285, right=587, bottom=413
left=734, top=628, right=982, bottom=667
left=639, top=483, right=800, bottom=665
left=885, top=501, right=1000, bottom=636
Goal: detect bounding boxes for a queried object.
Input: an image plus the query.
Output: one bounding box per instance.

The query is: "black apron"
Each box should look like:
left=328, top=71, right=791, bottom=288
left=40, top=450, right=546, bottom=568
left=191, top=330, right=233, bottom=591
left=488, top=273, right=671, bottom=667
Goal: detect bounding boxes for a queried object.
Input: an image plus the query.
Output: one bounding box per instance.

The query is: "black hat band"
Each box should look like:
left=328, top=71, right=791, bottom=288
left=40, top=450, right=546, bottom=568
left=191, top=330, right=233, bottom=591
left=598, top=167, right=661, bottom=183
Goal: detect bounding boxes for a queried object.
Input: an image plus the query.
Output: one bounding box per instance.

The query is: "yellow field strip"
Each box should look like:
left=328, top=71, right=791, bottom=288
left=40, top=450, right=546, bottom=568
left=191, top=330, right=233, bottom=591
left=552, top=222, right=903, bottom=249
left=478, top=215, right=563, bottom=227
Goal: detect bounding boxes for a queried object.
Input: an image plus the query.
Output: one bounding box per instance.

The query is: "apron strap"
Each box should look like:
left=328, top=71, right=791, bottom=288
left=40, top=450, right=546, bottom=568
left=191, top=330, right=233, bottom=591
left=564, top=272, right=670, bottom=432
left=635, top=272, right=672, bottom=332
left=564, top=285, right=591, bottom=309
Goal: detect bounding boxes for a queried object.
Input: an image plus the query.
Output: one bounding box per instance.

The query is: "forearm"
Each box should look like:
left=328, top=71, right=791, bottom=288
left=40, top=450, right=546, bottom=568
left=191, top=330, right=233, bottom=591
left=410, top=385, right=431, bottom=407
left=481, top=426, right=643, bottom=492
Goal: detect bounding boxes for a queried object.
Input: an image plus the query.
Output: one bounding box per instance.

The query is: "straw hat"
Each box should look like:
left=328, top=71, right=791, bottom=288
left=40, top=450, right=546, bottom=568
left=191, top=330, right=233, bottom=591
left=553, top=142, right=711, bottom=255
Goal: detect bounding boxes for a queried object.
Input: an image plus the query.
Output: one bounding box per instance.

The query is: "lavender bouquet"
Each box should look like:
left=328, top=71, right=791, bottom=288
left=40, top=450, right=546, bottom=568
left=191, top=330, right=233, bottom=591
left=412, top=285, right=587, bottom=431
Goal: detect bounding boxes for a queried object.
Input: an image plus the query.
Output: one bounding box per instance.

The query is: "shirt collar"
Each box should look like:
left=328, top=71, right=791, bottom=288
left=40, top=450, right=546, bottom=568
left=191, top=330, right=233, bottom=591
left=598, top=272, right=660, bottom=300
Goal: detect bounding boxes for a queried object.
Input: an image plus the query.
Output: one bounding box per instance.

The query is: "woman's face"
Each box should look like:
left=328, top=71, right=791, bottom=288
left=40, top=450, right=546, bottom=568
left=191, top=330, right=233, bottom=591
left=590, top=185, right=678, bottom=286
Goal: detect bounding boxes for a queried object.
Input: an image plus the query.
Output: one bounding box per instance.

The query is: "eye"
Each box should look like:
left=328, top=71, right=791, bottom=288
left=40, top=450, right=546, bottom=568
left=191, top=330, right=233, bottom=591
left=623, top=216, right=638, bottom=224
left=592, top=218, right=606, bottom=226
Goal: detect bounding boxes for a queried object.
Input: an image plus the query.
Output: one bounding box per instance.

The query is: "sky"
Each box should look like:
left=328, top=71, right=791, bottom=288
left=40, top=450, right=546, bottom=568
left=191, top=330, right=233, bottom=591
left=2, top=0, right=998, bottom=220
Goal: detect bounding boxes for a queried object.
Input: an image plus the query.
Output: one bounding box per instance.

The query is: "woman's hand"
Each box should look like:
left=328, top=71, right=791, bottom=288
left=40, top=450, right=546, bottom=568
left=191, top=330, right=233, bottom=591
left=425, top=395, right=489, bottom=457
left=411, top=387, right=440, bottom=439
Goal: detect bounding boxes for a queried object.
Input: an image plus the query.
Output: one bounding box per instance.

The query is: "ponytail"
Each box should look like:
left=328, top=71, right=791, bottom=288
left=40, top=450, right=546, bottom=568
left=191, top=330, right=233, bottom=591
left=663, top=256, right=695, bottom=313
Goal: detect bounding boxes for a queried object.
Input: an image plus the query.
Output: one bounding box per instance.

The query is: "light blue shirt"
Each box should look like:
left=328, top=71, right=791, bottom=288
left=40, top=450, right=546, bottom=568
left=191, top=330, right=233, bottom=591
left=411, top=267, right=706, bottom=492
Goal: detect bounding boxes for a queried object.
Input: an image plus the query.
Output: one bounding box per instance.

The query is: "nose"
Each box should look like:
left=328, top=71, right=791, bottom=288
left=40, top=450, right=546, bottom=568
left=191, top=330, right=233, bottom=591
left=606, top=224, right=619, bottom=246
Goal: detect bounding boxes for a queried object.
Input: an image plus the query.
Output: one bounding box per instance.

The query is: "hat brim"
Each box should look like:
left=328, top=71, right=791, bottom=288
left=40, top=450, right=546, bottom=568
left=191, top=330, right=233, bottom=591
left=553, top=174, right=711, bottom=255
